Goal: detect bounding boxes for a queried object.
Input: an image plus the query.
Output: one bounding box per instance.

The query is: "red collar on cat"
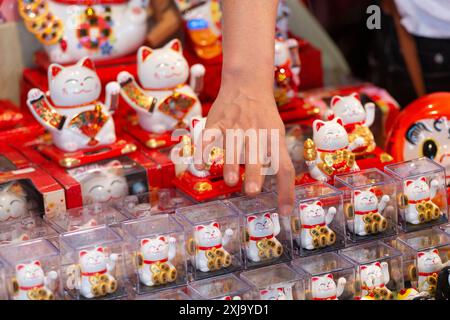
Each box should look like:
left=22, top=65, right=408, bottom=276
left=143, top=258, right=168, bottom=265
left=313, top=295, right=336, bottom=300
left=249, top=234, right=274, bottom=241
left=355, top=209, right=378, bottom=215
left=52, top=0, right=128, bottom=4
left=197, top=244, right=222, bottom=251
left=316, top=146, right=348, bottom=153
left=19, top=283, right=44, bottom=291
left=418, top=271, right=438, bottom=277
left=408, top=197, right=430, bottom=204
left=81, top=269, right=107, bottom=277
left=301, top=222, right=325, bottom=229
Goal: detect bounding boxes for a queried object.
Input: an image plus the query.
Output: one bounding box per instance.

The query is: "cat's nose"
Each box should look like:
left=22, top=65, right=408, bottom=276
left=80, top=82, right=84, bottom=86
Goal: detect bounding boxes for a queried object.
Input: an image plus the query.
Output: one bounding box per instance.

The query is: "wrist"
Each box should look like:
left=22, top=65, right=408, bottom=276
left=221, top=61, right=274, bottom=94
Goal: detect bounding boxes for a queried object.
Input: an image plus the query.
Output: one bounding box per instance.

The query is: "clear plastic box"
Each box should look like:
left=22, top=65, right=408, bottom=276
left=121, top=214, right=187, bottom=295
left=115, top=188, right=194, bottom=219
left=188, top=274, right=253, bottom=300
left=292, top=182, right=345, bottom=256
left=0, top=216, right=57, bottom=246
left=226, top=193, right=293, bottom=269
left=334, top=169, right=398, bottom=242
left=0, top=239, right=62, bottom=300
left=45, top=202, right=128, bottom=233
left=135, top=287, right=193, bottom=300
left=240, top=263, right=305, bottom=300
left=439, top=223, right=450, bottom=235
left=176, top=201, right=242, bottom=281
left=384, top=158, right=448, bottom=232
left=59, top=225, right=127, bottom=300
left=394, top=228, right=450, bottom=294
left=291, top=252, right=356, bottom=300
left=0, top=260, right=6, bottom=300
left=339, top=241, right=403, bottom=299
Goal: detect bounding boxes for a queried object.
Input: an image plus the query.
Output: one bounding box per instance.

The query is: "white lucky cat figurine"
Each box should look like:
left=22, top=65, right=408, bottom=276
left=0, top=182, right=27, bottom=222
left=311, top=274, right=346, bottom=300
left=304, top=117, right=364, bottom=182
left=274, top=37, right=300, bottom=107
left=359, top=261, right=392, bottom=298
left=298, top=201, right=336, bottom=250
left=14, top=260, right=58, bottom=300
left=67, top=160, right=128, bottom=205
left=191, top=222, right=233, bottom=273
left=76, top=247, right=119, bottom=299
left=138, top=236, right=177, bottom=287
left=403, top=177, right=441, bottom=225
left=118, top=39, right=204, bottom=134
left=260, top=287, right=290, bottom=300
left=18, top=0, right=148, bottom=64
left=416, top=249, right=450, bottom=293
left=352, top=189, right=390, bottom=236
left=26, top=57, right=120, bottom=152
left=246, top=213, right=283, bottom=263
left=328, top=93, right=376, bottom=155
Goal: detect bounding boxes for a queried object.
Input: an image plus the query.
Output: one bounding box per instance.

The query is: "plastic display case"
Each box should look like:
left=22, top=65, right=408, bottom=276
left=0, top=239, right=62, bottom=300
left=0, top=216, right=57, bottom=246
left=291, top=252, right=356, bottom=300
left=176, top=201, right=242, bottom=281
left=59, top=226, right=127, bottom=300
left=384, top=158, right=448, bottom=232
left=339, top=241, right=403, bottom=300
left=334, top=168, right=398, bottom=243
left=291, top=182, right=345, bottom=256
left=121, top=214, right=187, bottom=295
left=240, top=263, right=305, bottom=300
left=115, top=188, right=194, bottom=219
left=394, top=228, right=450, bottom=295
left=188, top=274, right=253, bottom=300
left=440, top=223, right=450, bottom=235
left=135, top=287, right=193, bottom=300
left=226, top=193, right=293, bottom=268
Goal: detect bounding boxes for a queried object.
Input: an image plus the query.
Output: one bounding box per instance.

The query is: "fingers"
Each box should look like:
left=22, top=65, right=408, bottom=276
left=277, top=142, right=295, bottom=216
left=223, top=131, right=243, bottom=187
left=244, top=135, right=265, bottom=196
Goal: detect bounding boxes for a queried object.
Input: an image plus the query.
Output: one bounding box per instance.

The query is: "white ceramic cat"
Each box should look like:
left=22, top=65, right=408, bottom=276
left=359, top=261, right=390, bottom=296
left=311, top=274, right=346, bottom=300
left=417, top=249, right=450, bottom=293
left=19, top=0, right=148, bottom=63
left=352, top=189, right=390, bottom=236
left=77, top=247, right=119, bottom=299
left=27, top=57, right=120, bottom=152
left=404, top=177, right=440, bottom=225
left=259, top=287, right=289, bottom=300
left=194, top=222, right=233, bottom=272
left=14, top=261, right=58, bottom=300
left=246, top=213, right=282, bottom=263
left=298, top=201, right=336, bottom=250
left=68, top=159, right=128, bottom=205
left=138, top=236, right=177, bottom=287
left=274, top=37, right=300, bottom=104
left=305, top=117, right=364, bottom=182
left=118, top=39, right=204, bottom=134
left=0, top=182, right=27, bottom=222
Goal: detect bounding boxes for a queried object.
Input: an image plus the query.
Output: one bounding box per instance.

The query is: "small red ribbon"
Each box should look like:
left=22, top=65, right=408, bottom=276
left=408, top=197, right=430, bottom=204
left=197, top=244, right=222, bottom=251
left=81, top=269, right=107, bottom=277
left=249, top=235, right=274, bottom=241
left=143, top=258, right=168, bottom=265
left=19, top=283, right=44, bottom=291
left=302, top=223, right=325, bottom=229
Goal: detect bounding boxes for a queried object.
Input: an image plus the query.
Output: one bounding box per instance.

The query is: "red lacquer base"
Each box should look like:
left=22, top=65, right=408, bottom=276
left=124, top=122, right=181, bottom=150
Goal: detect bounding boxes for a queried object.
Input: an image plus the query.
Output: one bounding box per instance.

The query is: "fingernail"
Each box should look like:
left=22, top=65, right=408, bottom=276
left=280, top=205, right=293, bottom=216
left=245, top=182, right=261, bottom=195
left=225, top=172, right=239, bottom=186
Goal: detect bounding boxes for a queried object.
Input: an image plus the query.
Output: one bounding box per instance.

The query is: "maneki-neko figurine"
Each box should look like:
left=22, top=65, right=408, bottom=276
left=170, top=117, right=243, bottom=202
left=327, top=93, right=394, bottom=169
left=118, top=39, right=204, bottom=150
left=26, top=57, right=136, bottom=168
left=299, top=117, right=363, bottom=184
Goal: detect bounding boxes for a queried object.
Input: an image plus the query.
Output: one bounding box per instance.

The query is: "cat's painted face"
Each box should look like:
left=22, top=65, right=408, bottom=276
left=260, top=287, right=287, bottom=300
left=195, top=222, right=222, bottom=246
left=313, top=117, right=349, bottom=151
left=137, top=39, right=189, bottom=90
left=247, top=213, right=274, bottom=237
left=300, top=201, right=325, bottom=225
left=417, top=249, right=442, bottom=272
left=141, top=236, right=168, bottom=260
left=404, top=177, right=430, bottom=201
left=312, top=274, right=337, bottom=298
left=0, top=182, right=27, bottom=222
left=48, top=57, right=101, bottom=107
left=16, top=261, right=45, bottom=286
left=360, top=262, right=384, bottom=287
left=354, top=188, right=378, bottom=211
left=331, top=93, right=366, bottom=124
left=274, top=38, right=290, bottom=67
left=79, top=247, right=107, bottom=272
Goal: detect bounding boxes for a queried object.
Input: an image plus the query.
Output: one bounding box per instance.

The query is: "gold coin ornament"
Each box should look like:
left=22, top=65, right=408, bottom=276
left=404, top=177, right=441, bottom=225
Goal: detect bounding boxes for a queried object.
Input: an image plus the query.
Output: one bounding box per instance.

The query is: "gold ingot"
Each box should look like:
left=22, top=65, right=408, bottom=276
left=59, top=157, right=80, bottom=168
left=194, top=182, right=213, bottom=193
left=380, top=153, right=394, bottom=163
left=146, top=139, right=166, bottom=149
left=121, top=143, right=137, bottom=154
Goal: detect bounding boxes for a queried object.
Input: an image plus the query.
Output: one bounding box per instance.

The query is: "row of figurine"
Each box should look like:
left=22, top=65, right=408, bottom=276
left=0, top=221, right=449, bottom=300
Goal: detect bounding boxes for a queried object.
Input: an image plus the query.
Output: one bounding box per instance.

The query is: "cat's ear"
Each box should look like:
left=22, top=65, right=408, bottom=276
left=277, top=288, right=284, bottom=292
left=420, top=177, right=427, bottom=183
left=334, top=117, right=344, bottom=126
left=311, top=277, right=319, bottom=282
left=313, top=120, right=325, bottom=132
left=79, top=57, right=96, bottom=72
left=369, top=188, right=375, bottom=194
left=212, top=222, right=220, bottom=229
left=354, top=190, right=361, bottom=196
left=247, top=216, right=256, bottom=223
left=96, top=247, right=104, bottom=253
left=79, top=250, right=88, bottom=257
left=360, top=265, right=367, bottom=271
left=33, top=260, right=41, bottom=267
left=166, top=39, right=182, bottom=53
left=5, top=182, right=25, bottom=197
left=138, top=46, right=153, bottom=62
left=141, top=239, right=150, bottom=246
left=48, top=63, right=63, bottom=79
left=158, top=236, right=167, bottom=242
left=106, top=160, right=123, bottom=176
left=300, top=204, right=308, bottom=210
left=331, top=95, right=342, bottom=107
left=351, top=93, right=360, bottom=101
left=260, top=290, right=268, bottom=295
left=418, top=252, right=425, bottom=258
left=264, top=213, right=271, bottom=219
left=374, top=262, right=381, bottom=268
left=433, top=249, right=439, bottom=255
left=196, top=225, right=205, bottom=232
left=191, top=117, right=202, bottom=130
left=327, top=274, right=334, bottom=280
left=405, top=180, right=413, bottom=187
left=314, top=201, right=323, bottom=207
left=16, top=264, right=25, bottom=271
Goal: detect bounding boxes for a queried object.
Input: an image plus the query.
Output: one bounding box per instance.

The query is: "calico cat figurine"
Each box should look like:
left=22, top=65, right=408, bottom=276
left=26, top=57, right=120, bottom=152
left=118, top=39, right=204, bottom=134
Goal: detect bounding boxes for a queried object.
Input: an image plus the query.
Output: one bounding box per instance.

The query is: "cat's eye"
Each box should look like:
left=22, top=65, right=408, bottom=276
left=89, top=185, right=104, bottom=193
left=157, top=63, right=169, bottom=68
left=65, top=78, right=79, bottom=84
left=110, top=180, right=124, bottom=186
left=84, top=76, right=94, bottom=81
left=9, top=200, right=21, bottom=206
